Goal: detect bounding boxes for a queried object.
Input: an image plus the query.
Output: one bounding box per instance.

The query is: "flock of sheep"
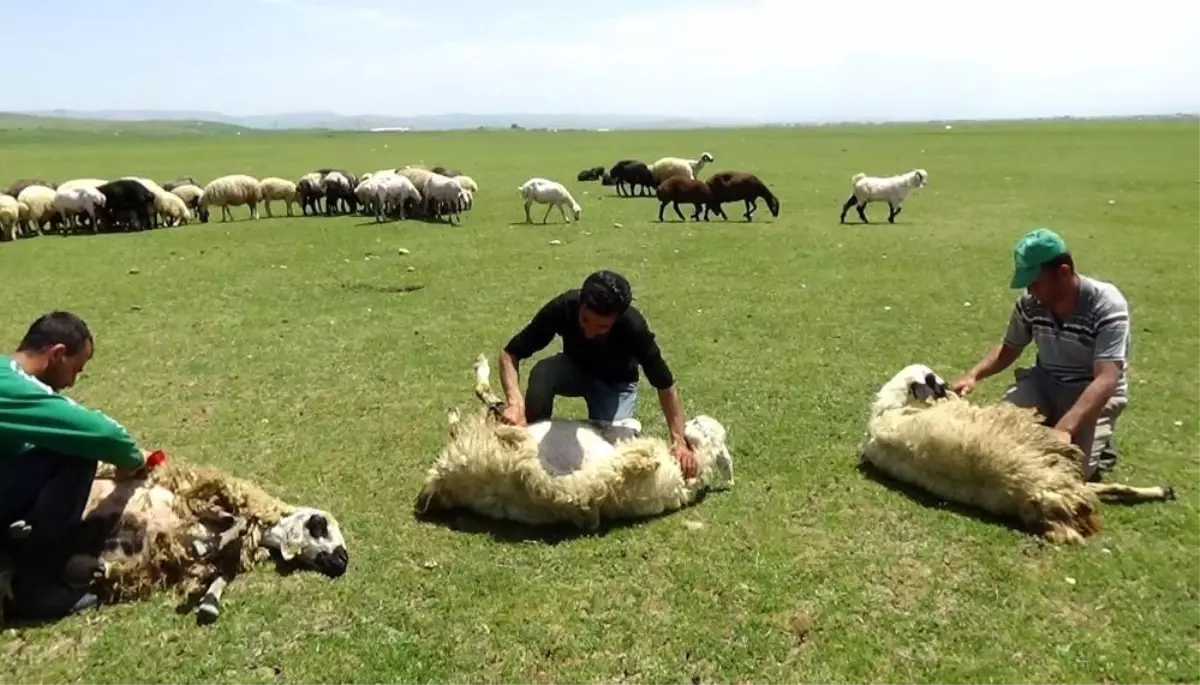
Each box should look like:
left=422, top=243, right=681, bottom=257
left=0, top=149, right=935, bottom=242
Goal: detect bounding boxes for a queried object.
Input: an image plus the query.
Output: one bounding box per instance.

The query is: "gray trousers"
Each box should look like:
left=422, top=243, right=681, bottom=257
left=525, top=353, right=638, bottom=424
left=1003, top=366, right=1126, bottom=480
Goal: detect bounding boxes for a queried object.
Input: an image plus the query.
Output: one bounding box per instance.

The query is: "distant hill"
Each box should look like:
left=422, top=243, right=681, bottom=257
left=0, top=112, right=255, bottom=136
left=12, top=109, right=762, bottom=132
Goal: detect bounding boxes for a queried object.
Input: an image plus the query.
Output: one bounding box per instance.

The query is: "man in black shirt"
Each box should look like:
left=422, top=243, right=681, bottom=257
left=498, top=270, right=697, bottom=478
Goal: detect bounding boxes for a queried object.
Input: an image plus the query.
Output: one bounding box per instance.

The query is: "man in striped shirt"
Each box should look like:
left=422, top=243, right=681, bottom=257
left=951, top=228, right=1130, bottom=482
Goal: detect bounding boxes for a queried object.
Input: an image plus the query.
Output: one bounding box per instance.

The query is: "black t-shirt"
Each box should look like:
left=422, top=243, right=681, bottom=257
left=504, top=289, right=675, bottom=389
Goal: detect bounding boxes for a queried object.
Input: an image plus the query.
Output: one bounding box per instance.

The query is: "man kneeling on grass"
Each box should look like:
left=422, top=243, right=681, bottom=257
left=0, top=311, right=153, bottom=621
left=951, top=228, right=1130, bottom=483
left=497, top=269, right=698, bottom=479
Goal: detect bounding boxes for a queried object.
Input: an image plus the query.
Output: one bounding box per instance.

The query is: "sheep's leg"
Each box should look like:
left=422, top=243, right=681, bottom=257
left=287, top=200, right=294, bottom=217
left=839, top=195, right=857, bottom=223
left=542, top=204, right=553, bottom=224
left=264, top=200, right=274, bottom=218
left=658, top=200, right=667, bottom=222
left=559, top=204, right=570, bottom=224
left=524, top=200, right=533, bottom=223
left=856, top=202, right=869, bottom=223
left=692, top=203, right=703, bottom=221
left=889, top=204, right=903, bottom=223
left=1087, top=482, right=1176, bottom=503
left=887, top=201, right=897, bottom=223
left=672, top=201, right=685, bottom=221
left=197, top=575, right=230, bottom=624
left=472, top=354, right=506, bottom=417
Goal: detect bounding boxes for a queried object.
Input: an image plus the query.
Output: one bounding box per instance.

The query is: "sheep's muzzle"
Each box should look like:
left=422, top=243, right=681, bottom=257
left=313, top=546, right=349, bottom=578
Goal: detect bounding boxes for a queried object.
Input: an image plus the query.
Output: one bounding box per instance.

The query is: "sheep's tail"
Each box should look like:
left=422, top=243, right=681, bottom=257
left=473, top=354, right=505, bottom=417
left=851, top=172, right=866, bottom=184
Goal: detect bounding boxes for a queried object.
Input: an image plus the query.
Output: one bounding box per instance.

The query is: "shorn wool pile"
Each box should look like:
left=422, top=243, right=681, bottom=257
left=860, top=364, right=1176, bottom=544
left=414, top=355, right=734, bottom=529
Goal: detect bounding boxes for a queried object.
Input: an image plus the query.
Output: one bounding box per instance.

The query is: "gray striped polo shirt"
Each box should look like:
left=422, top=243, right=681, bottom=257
left=1003, top=274, right=1131, bottom=396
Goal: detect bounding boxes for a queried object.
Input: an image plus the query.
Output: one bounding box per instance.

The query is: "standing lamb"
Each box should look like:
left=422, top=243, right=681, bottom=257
left=414, top=355, right=733, bottom=529
left=655, top=177, right=711, bottom=222
left=200, top=174, right=262, bottom=222
left=258, top=177, right=300, bottom=218
left=517, top=178, right=581, bottom=224
left=839, top=168, right=927, bottom=224
left=649, top=152, right=714, bottom=184
left=704, top=171, right=781, bottom=221
left=860, top=364, right=1176, bottom=544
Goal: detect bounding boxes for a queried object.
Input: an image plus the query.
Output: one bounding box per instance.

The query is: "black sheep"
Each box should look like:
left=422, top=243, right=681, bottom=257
left=704, top=171, right=780, bottom=221
left=95, top=179, right=156, bottom=231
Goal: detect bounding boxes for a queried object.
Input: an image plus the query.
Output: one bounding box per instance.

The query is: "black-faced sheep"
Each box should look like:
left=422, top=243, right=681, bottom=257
left=655, top=176, right=711, bottom=222
left=649, top=153, right=714, bottom=184
left=705, top=171, right=780, bottom=221
left=839, top=169, right=928, bottom=224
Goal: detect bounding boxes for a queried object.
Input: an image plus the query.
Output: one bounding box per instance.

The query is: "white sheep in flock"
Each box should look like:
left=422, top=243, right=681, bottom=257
left=859, top=364, right=1176, bottom=544
left=381, top=174, right=421, bottom=221
left=414, top=355, right=733, bottom=530
left=453, top=176, right=479, bottom=210
left=52, top=186, right=107, bottom=232
left=16, top=185, right=59, bottom=234
left=649, top=152, right=715, bottom=184
left=0, top=460, right=349, bottom=624
left=0, top=195, right=29, bottom=241
left=258, top=177, right=299, bottom=218
left=56, top=178, right=106, bottom=193
left=423, top=173, right=471, bottom=224
left=517, top=177, right=581, bottom=224
left=839, top=168, right=928, bottom=224
left=154, top=190, right=193, bottom=227
left=170, top=184, right=207, bottom=222
left=200, top=174, right=262, bottom=222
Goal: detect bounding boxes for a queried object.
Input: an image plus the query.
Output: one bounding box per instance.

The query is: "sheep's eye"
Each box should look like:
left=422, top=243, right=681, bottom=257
left=305, top=514, right=329, bottom=539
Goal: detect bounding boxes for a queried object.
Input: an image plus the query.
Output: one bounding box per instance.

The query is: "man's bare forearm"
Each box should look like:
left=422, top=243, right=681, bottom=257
left=968, top=343, right=1022, bottom=381
left=657, top=385, right=687, bottom=443
left=1056, top=371, right=1119, bottom=438
left=498, top=350, right=523, bottom=404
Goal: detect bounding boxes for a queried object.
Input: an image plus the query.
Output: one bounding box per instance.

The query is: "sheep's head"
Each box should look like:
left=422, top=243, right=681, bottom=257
left=912, top=169, right=929, bottom=187
left=262, top=508, right=349, bottom=578
left=685, top=415, right=733, bottom=487
left=699, top=152, right=714, bottom=164
left=872, top=364, right=949, bottom=417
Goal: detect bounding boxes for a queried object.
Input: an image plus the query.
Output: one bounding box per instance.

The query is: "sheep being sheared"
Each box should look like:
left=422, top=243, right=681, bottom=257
left=0, top=460, right=350, bottom=624
left=414, top=355, right=733, bottom=530
left=859, top=364, right=1176, bottom=544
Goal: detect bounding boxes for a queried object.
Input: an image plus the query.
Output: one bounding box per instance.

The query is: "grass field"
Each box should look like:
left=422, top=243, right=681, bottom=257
left=0, top=119, right=1197, bottom=684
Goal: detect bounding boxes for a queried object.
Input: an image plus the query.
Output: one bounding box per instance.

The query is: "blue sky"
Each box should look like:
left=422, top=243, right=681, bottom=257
left=8, top=0, right=1199, bottom=121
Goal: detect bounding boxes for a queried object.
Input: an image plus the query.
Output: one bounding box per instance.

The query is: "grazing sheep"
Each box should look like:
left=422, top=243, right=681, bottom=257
left=423, top=174, right=471, bottom=224
left=258, top=177, right=299, bottom=218
left=162, top=177, right=199, bottom=192
left=0, top=195, right=27, bottom=241
left=381, top=174, right=421, bottom=220
left=453, top=176, right=478, bottom=211
left=200, top=174, right=262, bottom=222
left=6, top=178, right=57, bottom=198
left=840, top=168, right=928, bottom=224
left=414, top=355, right=733, bottom=529
left=95, top=179, right=156, bottom=231
left=52, top=186, right=107, bottom=233
left=16, top=185, right=60, bottom=234
left=705, top=171, right=780, bottom=221
left=859, top=364, right=1176, bottom=544
left=655, top=176, right=711, bottom=222
left=297, top=172, right=326, bottom=215
left=321, top=171, right=357, bottom=215
left=605, top=160, right=656, bottom=197
left=170, top=184, right=208, bottom=223
left=649, top=152, right=714, bottom=184
left=119, top=177, right=174, bottom=228
left=577, top=166, right=605, bottom=182
left=155, top=190, right=193, bottom=226
left=397, top=167, right=437, bottom=201
left=8, top=459, right=350, bottom=624
left=431, top=166, right=462, bottom=178
left=517, top=177, right=581, bottom=224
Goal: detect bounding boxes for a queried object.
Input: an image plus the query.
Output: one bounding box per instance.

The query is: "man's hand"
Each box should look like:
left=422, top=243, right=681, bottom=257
left=113, top=449, right=152, bottom=480
left=500, top=402, right=527, bottom=427
left=1051, top=427, right=1073, bottom=444
left=672, top=439, right=698, bottom=480
left=950, top=373, right=977, bottom=395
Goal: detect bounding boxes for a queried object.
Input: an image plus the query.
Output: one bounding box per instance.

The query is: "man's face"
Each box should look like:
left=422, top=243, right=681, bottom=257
left=40, top=340, right=93, bottom=391
left=578, top=306, right=618, bottom=339
left=1026, top=263, right=1073, bottom=308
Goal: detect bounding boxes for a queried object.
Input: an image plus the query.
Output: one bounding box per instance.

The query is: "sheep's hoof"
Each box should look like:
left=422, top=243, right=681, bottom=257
left=197, top=597, right=221, bottom=625
left=1163, top=485, right=1177, bottom=501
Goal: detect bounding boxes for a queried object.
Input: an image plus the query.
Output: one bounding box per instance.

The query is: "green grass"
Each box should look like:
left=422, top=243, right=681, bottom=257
left=0, top=119, right=1197, bottom=684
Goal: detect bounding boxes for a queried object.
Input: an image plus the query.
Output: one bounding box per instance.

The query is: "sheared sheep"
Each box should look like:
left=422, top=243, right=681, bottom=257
left=1, top=459, right=350, bottom=624
left=518, top=178, right=580, bottom=224
left=704, top=171, right=780, bottom=221
left=859, top=364, right=1176, bottom=544
left=200, top=174, right=261, bottom=222
left=649, top=153, right=714, bottom=184
left=414, top=355, right=733, bottom=530
left=656, top=176, right=711, bottom=222
left=840, top=169, right=927, bottom=224
left=258, top=177, right=299, bottom=218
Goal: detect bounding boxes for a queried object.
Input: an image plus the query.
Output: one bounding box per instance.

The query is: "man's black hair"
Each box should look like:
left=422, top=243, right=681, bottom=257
left=17, top=311, right=93, bottom=356
left=1040, top=251, right=1075, bottom=275
left=580, top=270, right=633, bottom=316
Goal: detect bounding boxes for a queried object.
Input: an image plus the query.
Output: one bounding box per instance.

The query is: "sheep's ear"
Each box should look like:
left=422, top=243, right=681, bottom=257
left=924, top=372, right=947, bottom=398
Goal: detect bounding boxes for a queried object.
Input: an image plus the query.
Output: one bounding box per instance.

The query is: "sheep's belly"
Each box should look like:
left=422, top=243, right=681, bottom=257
left=527, top=421, right=618, bottom=475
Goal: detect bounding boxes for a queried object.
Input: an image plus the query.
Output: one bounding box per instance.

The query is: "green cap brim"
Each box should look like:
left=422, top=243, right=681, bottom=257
left=1010, top=266, right=1038, bottom=289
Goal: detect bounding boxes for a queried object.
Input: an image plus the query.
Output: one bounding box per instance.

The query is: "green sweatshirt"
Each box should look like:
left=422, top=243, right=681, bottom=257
left=0, top=354, right=144, bottom=469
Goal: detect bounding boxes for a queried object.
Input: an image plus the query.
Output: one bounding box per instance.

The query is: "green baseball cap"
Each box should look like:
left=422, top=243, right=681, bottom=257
left=1010, top=228, right=1068, bottom=289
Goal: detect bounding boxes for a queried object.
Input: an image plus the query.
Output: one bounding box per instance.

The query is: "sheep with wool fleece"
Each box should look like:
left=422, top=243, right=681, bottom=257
left=52, top=185, right=107, bottom=232
left=839, top=168, right=927, bottom=224
left=859, top=363, right=1176, bottom=544
left=649, top=152, right=714, bottom=184
left=518, top=177, right=581, bottom=224
left=414, top=355, right=733, bottom=529
left=381, top=174, right=421, bottom=220
left=154, top=189, right=194, bottom=226
left=200, top=174, right=262, bottom=221
left=0, top=195, right=28, bottom=240
left=16, top=185, right=59, bottom=234
left=55, top=178, right=106, bottom=193
left=170, top=184, right=208, bottom=222
left=258, top=177, right=299, bottom=218
left=422, top=173, right=470, bottom=224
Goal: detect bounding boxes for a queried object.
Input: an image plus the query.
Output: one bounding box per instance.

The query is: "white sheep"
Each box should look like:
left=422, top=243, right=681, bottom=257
left=56, top=178, right=106, bottom=193
left=517, top=177, right=581, bottom=224
left=859, top=364, right=1176, bottom=544
left=0, top=195, right=28, bottom=241
left=648, top=152, right=714, bottom=184
left=451, top=175, right=478, bottom=211
left=414, top=355, right=733, bottom=529
left=258, top=177, right=299, bottom=218
left=52, top=186, right=107, bottom=233
left=423, top=174, right=470, bottom=224
left=200, top=174, right=262, bottom=222
left=155, top=190, right=193, bottom=226
left=16, top=185, right=59, bottom=234
left=170, top=184, right=207, bottom=222
left=380, top=174, right=421, bottom=221
left=839, top=168, right=927, bottom=224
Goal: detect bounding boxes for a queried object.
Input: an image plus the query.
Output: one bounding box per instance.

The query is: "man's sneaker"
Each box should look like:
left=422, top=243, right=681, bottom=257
left=6, top=579, right=100, bottom=621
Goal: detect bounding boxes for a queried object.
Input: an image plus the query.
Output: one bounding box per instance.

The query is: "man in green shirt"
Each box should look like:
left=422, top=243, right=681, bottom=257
left=0, top=311, right=149, bottom=620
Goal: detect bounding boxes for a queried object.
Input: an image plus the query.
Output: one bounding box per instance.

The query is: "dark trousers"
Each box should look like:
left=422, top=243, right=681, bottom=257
left=0, top=448, right=96, bottom=582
